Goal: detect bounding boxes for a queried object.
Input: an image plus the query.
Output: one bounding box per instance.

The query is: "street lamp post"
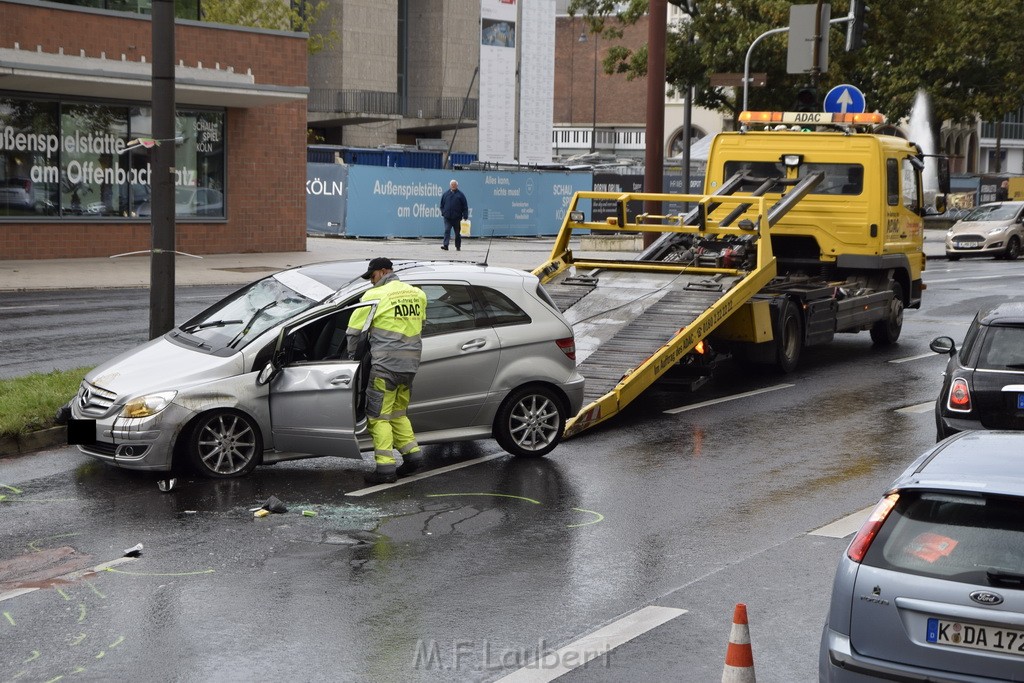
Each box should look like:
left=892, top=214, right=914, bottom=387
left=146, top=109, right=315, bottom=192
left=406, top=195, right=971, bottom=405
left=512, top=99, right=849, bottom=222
left=579, top=30, right=598, bottom=153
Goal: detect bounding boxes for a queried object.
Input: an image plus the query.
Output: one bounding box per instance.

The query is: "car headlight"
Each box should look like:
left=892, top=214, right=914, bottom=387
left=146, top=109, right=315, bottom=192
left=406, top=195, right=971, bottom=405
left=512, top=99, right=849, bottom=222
left=121, top=391, right=177, bottom=418
left=988, top=226, right=1008, bottom=235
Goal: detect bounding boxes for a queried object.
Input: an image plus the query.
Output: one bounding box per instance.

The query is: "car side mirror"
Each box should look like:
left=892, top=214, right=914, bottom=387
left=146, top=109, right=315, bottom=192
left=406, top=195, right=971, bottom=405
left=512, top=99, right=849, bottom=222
left=256, top=362, right=277, bottom=386
left=929, top=336, right=956, bottom=356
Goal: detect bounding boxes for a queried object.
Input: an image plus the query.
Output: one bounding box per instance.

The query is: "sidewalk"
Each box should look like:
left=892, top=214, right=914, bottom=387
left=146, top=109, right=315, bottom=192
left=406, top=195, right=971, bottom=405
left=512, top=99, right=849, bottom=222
left=0, top=236, right=559, bottom=292
left=0, top=229, right=948, bottom=293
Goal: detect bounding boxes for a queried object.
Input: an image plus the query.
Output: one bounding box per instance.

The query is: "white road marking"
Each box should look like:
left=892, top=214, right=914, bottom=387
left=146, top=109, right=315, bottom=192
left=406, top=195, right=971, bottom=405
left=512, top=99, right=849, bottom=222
left=888, top=352, right=938, bottom=364
left=345, top=453, right=507, bottom=497
left=809, top=505, right=875, bottom=538
left=897, top=401, right=936, bottom=414
left=927, top=274, right=1011, bottom=284
left=494, top=605, right=688, bottom=683
left=664, top=383, right=794, bottom=415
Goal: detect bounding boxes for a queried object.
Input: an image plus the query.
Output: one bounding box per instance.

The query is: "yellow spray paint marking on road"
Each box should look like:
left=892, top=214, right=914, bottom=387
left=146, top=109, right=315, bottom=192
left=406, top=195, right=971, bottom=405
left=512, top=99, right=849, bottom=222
left=27, top=533, right=80, bottom=552
left=83, top=581, right=104, bottom=599
left=109, top=635, right=123, bottom=648
left=426, top=493, right=604, bottom=528
left=567, top=508, right=605, bottom=528
left=95, top=650, right=105, bottom=659
left=426, top=493, right=542, bottom=505
left=23, top=650, right=40, bottom=663
left=76, top=604, right=86, bottom=623
left=4, top=611, right=15, bottom=625
left=103, top=567, right=214, bottom=577
left=1, top=484, right=23, bottom=494
left=56, top=588, right=71, bottom=601
left=71, top=633, right=86, bottom=646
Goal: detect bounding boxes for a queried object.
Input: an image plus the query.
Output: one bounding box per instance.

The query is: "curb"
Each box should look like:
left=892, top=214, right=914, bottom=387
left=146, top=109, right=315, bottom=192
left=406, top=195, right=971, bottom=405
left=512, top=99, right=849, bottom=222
left=0, top=427, right=65, bottom=459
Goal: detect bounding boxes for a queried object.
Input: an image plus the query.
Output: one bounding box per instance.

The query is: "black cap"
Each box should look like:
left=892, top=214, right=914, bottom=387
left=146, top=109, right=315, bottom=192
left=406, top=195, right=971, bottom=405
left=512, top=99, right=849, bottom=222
left=361, top=257, right=393, bottom=280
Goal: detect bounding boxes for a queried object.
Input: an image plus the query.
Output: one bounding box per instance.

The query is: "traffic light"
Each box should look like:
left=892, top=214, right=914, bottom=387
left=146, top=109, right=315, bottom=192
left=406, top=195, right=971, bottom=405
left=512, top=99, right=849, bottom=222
left=846, top=0, right=868, bottom=51
left=794, top=86, right=818, bottom=112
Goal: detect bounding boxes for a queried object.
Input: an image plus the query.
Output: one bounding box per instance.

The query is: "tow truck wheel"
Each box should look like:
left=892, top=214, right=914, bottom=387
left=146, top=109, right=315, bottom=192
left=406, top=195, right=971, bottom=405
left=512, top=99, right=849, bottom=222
left=186, top=409, right=263, bottom=478
left=773, top=299, right=803, bottom=374
left=494, top=385, right=565, bottom=458
left=870, top=281, right=904, bottom=345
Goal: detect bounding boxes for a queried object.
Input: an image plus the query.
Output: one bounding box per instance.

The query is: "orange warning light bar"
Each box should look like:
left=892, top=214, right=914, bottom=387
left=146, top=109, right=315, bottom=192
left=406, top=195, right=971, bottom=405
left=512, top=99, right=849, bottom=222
left=739, top=111, right=886, bottom=126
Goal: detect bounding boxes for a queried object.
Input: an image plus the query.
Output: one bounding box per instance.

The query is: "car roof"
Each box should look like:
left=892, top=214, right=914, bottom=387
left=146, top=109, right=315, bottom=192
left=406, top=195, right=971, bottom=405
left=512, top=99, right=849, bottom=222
left=977, top=300, right=1024, bottom=326
left=289, top=259, right=535, bottom=294
left=894, top=431, right=1024, bottom=497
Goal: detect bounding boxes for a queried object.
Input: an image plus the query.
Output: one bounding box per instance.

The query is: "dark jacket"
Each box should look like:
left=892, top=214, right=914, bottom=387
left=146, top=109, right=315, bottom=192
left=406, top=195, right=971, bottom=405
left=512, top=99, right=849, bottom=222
left=440, top=188, right=469, bottom=222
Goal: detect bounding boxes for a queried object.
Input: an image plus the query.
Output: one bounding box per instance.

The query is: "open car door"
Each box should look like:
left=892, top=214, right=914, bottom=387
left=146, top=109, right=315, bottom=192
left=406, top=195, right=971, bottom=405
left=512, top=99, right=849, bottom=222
left=261, top=300, right=376, bottom=458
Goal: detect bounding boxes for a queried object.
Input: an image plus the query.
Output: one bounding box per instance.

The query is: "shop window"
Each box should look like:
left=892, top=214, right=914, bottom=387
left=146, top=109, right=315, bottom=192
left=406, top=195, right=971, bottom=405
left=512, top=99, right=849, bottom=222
left=0, top=94, right=224, bottom=221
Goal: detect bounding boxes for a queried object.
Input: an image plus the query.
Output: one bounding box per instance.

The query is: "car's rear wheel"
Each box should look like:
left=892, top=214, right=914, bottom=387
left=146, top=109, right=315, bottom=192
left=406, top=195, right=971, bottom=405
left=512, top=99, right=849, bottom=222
left=1003, top=236, right=1021, bottom=260
left=494, top=385, right=565, bottom=458
left=870, top=281, right=904, bottom=345
left=187, top=409, right=263, bottom=478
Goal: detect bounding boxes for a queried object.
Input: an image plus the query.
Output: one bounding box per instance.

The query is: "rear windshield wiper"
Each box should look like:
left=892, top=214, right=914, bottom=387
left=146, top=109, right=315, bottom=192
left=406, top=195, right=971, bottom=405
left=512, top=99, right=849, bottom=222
left=181, top=319, right=243, bottom=333
left=987, top=568, right=1024, bottom=587
left=227, top=302, right=278, bottom=349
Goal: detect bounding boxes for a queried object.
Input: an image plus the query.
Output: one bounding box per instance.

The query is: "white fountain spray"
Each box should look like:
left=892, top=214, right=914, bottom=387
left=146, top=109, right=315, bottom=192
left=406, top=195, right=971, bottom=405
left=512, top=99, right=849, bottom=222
left=908, top=88, right=939, bottom=196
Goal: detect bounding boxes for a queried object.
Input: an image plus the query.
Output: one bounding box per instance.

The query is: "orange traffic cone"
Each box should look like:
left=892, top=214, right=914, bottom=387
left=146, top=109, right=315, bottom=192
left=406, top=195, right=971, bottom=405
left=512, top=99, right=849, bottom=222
left=722, top=603, right=756, bottom=682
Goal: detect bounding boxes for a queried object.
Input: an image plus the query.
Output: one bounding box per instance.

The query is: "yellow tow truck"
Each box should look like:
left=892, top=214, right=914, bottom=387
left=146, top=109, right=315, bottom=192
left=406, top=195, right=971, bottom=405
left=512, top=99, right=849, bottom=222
left=535, top=110, right=950, bottom=436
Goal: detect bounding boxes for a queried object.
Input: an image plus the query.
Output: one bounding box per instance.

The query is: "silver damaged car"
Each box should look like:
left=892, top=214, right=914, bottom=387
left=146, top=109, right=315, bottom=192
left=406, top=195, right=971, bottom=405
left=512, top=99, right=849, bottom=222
left=70, top=260, right=585, bottom=478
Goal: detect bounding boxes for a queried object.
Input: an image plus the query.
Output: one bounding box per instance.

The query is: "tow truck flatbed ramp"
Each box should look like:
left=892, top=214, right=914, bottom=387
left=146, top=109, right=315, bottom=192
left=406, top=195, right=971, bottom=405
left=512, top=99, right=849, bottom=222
left=536, top=176, right=821, bottom=436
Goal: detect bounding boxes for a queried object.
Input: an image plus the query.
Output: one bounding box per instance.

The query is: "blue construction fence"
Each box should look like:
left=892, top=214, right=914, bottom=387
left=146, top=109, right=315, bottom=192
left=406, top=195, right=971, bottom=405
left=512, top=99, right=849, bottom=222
left=306, top=162, right=704, bottom=238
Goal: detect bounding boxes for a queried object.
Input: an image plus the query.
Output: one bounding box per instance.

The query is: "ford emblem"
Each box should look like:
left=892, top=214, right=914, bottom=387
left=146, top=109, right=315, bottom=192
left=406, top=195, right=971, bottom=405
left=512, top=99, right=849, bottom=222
left=970, top=590, right=1004, bottom=606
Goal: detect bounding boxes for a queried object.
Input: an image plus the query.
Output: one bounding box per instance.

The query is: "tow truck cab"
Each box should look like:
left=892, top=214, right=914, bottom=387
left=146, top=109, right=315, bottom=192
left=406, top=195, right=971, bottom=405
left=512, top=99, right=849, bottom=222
left=706, top=110, right=950, bottom=310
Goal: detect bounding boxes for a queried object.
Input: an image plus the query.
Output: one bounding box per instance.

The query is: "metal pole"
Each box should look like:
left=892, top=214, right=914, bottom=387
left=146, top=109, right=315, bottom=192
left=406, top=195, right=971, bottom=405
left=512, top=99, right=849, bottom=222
left=743, top=26, right=788, bottom=113
left=446, top=66, right=478, bottom=168
left=149, top=0, right=175, bottom=339
left=590, top=31, right=597, bottom=153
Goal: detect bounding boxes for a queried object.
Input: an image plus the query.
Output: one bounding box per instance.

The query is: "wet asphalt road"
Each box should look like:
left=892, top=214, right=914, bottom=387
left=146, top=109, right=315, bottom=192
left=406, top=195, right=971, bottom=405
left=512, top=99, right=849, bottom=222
left=2, top=258, right=1024, bottom=681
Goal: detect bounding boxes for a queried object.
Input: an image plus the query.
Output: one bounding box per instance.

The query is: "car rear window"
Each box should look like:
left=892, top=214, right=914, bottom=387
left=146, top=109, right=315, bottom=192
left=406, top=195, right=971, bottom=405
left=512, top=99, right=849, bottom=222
left=863, top=491, right=1024, bottom=585
left=976, top=325, right=1024, bottom=370
left=476, top=286, right=531, bottom=327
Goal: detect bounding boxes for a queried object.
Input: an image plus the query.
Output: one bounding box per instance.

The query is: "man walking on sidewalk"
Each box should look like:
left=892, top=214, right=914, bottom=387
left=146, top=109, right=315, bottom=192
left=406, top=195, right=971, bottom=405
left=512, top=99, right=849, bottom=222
left=439, top=179, right=469, bottom=252
left=346, top=257, right=428, bottom=484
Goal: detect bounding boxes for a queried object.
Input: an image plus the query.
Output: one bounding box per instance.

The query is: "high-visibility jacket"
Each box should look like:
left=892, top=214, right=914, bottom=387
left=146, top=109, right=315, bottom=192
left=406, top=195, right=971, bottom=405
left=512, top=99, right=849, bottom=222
left=346, top=273, right=426, bottom=374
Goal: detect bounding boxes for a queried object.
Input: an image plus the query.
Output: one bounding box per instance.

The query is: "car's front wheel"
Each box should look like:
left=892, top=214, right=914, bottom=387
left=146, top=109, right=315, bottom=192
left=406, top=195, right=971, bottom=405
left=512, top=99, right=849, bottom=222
left=494, top=385, right=565, bottom=458
left=186, top=409, right=263, bottom=478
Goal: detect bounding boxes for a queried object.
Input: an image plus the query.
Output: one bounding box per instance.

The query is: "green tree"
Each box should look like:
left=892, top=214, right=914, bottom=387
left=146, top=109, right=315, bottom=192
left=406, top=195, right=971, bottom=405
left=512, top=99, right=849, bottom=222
left=201, top=0, right=337, bottom=54
left=569, top=0, right=1021, bottom=141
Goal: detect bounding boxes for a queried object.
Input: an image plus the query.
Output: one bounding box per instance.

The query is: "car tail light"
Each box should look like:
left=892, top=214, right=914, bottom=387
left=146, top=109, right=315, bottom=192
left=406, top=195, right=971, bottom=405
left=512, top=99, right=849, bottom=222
left=947, top=378, right=972, bottom=412
left=556, top=337, right=576, bottom=361
left=847, top=493, right=899, bottom=563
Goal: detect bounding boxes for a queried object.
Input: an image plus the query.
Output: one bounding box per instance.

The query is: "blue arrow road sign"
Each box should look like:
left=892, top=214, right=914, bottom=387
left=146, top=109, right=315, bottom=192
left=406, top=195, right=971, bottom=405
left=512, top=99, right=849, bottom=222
left=824, top=85, right=866, bottom=114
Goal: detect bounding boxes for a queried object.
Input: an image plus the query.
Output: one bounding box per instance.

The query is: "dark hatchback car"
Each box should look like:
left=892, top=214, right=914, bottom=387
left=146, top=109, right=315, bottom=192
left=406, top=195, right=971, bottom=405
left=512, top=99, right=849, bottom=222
left=930, top=302, right=1024, bottom=441
left=820, top=431, right=1024, bottom=681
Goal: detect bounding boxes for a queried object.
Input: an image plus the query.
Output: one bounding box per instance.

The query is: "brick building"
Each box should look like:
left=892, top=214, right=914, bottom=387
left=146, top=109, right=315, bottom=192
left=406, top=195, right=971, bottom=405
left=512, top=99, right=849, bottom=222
left=0, top=0, right=308, bottom=260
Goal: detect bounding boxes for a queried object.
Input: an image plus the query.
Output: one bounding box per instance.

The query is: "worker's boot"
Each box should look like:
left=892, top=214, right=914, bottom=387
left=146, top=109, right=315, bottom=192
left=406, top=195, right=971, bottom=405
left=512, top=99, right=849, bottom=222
left=396, top=452, right=423, bottom=477
left=365, top=463, right=397, bottom=485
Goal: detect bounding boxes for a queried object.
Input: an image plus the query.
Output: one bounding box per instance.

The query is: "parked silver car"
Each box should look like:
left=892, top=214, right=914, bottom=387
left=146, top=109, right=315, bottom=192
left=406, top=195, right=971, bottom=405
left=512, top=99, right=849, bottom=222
left=70, top=260, right=585, bottom=478
left=820, top=431, right=1024, bottom=681
left=944, top=201, right=1024, bottom=260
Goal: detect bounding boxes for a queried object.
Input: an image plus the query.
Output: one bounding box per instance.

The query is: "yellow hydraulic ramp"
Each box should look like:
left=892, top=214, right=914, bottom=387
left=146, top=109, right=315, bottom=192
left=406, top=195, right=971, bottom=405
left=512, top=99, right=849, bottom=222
left=533, top=181, right=817, bottom=437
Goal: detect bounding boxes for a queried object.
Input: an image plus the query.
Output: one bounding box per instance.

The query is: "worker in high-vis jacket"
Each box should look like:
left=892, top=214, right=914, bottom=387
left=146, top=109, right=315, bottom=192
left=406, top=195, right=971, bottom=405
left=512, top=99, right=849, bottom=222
left=346, top=257, right=428, bottom=484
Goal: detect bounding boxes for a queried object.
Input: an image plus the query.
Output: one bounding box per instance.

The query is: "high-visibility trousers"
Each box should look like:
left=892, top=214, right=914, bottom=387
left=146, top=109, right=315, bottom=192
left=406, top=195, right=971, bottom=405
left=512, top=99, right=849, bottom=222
left=365, top=369, right=420, bottom=466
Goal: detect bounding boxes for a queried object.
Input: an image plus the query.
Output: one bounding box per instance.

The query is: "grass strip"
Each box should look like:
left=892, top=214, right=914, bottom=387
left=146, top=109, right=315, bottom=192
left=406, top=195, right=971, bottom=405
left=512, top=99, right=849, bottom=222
left=0, top=368, right=90, bottom=438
